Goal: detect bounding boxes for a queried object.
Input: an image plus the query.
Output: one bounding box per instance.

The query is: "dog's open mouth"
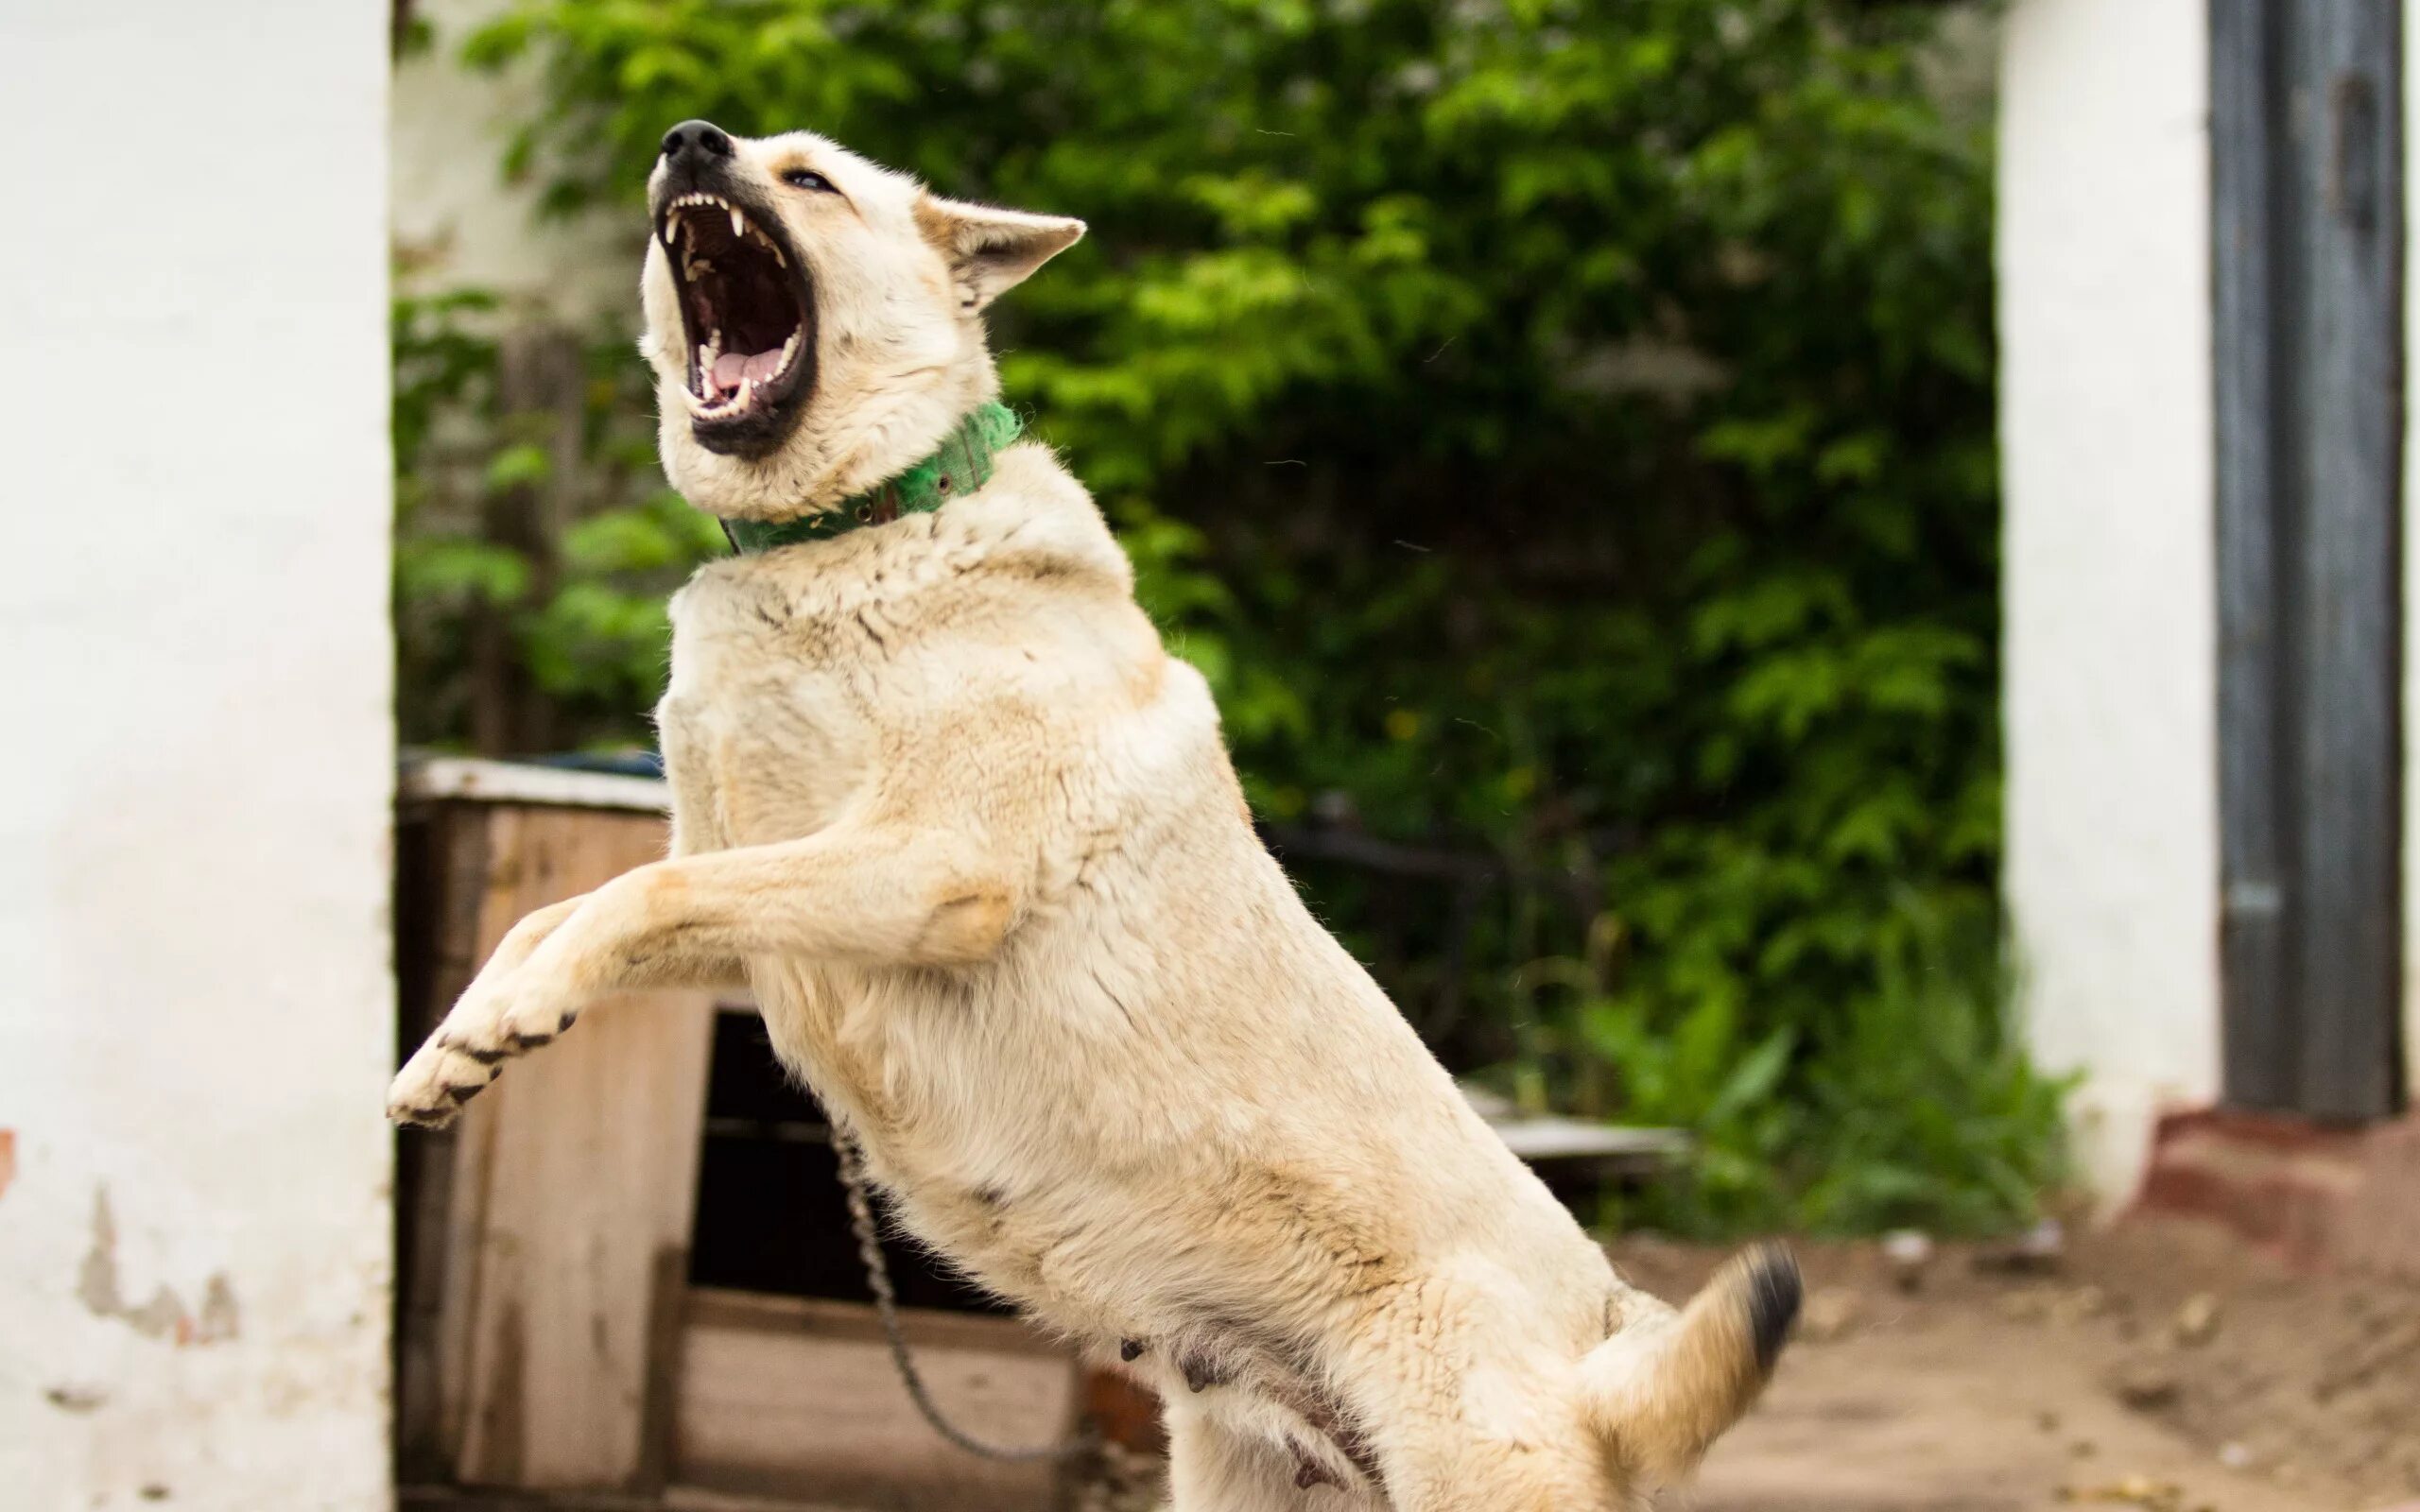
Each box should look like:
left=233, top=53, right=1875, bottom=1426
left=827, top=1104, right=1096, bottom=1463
left=658, top=190, right=815, bottom=449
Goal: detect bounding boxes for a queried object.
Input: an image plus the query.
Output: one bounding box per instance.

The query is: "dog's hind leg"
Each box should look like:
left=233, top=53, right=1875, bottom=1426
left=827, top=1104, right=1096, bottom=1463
left=386, top=820, right=1021, bottom=1126
left=1166, top=1404, right=1375, bottom=1512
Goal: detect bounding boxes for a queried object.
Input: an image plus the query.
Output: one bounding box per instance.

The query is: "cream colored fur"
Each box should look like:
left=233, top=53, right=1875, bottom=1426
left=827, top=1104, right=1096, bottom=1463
left=389, top=126, right=1797, bottom=1510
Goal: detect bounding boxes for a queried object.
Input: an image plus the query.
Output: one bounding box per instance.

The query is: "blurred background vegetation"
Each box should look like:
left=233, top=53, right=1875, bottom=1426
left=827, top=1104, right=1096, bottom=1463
left=392, top=0, right=2066, bottom=1236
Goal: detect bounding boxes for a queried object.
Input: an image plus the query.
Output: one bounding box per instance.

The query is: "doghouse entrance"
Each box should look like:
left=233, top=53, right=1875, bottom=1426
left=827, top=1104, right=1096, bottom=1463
left=689, top=1007, right=1009, bottom=1314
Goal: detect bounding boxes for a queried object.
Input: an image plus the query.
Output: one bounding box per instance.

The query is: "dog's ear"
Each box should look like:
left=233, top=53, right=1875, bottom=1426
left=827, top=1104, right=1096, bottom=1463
left=915, top=194, right=1086, bottom=312
left=1578, top=1244, right=1800, bottom=1486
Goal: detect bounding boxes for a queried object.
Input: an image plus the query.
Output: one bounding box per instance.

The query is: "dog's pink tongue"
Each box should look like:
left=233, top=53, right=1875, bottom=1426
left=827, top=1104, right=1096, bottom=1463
left=710, top=350, right=786, bottom=393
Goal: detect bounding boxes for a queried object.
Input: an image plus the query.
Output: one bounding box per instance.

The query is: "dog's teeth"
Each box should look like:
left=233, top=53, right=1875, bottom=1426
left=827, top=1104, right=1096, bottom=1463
left=735, top=378, right=755, bottom=409
left=730, top=206, right=747, bottom=238
left=768, top=240, right=786, bottom=267
left=662, top=210, right=681, bottom=247
left=779, top=333, right=799, bottom=372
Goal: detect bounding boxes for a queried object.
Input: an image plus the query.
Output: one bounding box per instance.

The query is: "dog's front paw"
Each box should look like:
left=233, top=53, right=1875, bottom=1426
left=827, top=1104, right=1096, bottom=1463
left=385, top=1037, right=499, bottom=1127
left=385, top=972, right=582, bottom=1128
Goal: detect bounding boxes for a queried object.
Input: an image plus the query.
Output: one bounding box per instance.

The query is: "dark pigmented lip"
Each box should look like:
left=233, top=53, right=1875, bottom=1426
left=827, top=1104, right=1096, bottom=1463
left=650, top=178, right=818, bottom=458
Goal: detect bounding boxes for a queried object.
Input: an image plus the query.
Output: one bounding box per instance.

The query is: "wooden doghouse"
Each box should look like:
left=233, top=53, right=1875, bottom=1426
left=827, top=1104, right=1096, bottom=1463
left=392, top=758, right=1682, bottom=1511
left=393, top=759, right=1087, bottom=1512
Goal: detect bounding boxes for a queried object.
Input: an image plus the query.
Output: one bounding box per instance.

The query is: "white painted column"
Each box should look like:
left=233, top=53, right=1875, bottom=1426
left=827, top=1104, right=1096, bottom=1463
left=1998, top=0, right=2221, bottom=1203
left=0, top=4, right=395, bottom=1508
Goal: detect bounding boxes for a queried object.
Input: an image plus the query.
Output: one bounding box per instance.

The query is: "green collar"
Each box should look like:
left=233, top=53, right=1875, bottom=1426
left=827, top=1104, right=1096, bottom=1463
left=721, top=403, right=1023, bottom=554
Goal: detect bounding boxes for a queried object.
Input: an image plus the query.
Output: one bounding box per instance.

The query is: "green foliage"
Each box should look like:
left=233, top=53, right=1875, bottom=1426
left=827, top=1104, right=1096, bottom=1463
left=1528, top=901, right=2069, bottom=1235
left=397, top=0, right=2065, bottom=1232
left=394, top=292, right=726, bottom=749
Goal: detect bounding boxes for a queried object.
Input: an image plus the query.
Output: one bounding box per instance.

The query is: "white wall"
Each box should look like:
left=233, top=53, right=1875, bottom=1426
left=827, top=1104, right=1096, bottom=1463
left=0, top=4, right=395, bottom=1508
left=392, top=0, right=632, bottom=320
left=1998, top=0, right=2221, bottom=1202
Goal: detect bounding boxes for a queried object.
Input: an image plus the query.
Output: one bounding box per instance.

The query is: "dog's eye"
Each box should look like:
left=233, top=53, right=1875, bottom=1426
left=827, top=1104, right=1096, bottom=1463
left=782, top=167, right=837, bottom=193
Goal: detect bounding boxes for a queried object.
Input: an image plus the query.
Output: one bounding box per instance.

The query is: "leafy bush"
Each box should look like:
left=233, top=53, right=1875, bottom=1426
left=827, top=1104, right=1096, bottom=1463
left=395, top=292, right=726, bottom=749
left=397, top=0, right=2065, bottom=1232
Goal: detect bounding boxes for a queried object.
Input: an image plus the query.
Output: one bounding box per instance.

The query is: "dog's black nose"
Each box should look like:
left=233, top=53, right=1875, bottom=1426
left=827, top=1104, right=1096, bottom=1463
left=662, top=120, right=734, bottom=166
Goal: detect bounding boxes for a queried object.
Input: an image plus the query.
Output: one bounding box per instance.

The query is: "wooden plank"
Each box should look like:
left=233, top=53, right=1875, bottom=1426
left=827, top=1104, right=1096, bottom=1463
left=2213, top=0, right=2405, bottom=1119
left=403, top=756, right=671, bottom=816
left=430, top=804, right=718, bottom=1490
left=398, top=805, right=489, bottom=1480
left=683, top=1287, right=1067, bottom=1358
left=671, top=1290, right=1078, bottom=1512
left=401, top=1480, right=860, bottom=1512
left=1457, top=1084, right=1688, bottom=1172
left=432, top=805, right=522, bottom=1469
left=2213, top=0, right=2294, bottom=1112
left=2288, top=0, right=2402, bottom=1118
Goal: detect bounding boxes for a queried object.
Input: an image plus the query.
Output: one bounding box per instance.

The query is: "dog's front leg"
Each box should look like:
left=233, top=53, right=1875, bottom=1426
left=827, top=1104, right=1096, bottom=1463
left=454, top=892, right=750, bottom=1004
left=386, top=823, right=1019, bottom=1125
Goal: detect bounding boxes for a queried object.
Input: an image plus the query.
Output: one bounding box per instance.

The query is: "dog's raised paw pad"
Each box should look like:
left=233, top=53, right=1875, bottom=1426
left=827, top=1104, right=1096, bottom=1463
left=505, top=1030, right=555, bottom=1050
left=442, top=1082, right=482, bottom=1105
left=460, top=1046, right=507, bottom=1065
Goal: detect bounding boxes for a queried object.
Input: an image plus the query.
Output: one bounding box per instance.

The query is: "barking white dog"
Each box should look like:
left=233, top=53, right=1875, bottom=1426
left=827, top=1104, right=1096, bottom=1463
left=389, top=119, right=1798, bottom=1510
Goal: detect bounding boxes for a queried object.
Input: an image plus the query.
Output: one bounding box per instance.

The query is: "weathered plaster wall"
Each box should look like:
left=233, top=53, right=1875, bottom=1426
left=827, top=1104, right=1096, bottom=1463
left=391, top=0, right=634, bottom=321
left=1998, top=0, right=2222, bottom=1203
left=0, top=3, right=396, bottom=1507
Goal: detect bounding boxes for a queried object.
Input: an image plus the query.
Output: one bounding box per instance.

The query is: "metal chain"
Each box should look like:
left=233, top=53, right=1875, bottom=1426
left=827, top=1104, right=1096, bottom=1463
left=831, top=1125, right=1098, bottom=1463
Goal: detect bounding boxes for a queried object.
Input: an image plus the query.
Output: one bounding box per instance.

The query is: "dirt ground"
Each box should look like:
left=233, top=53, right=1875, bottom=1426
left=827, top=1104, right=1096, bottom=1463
left=1073, top=1215, right=2420, bottom=1512
left=1629, top=1216, right=2420, bottom=1512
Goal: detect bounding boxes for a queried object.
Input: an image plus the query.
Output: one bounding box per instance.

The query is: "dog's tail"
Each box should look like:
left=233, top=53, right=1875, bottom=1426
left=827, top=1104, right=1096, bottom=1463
left=1576, top=1242, right=1801, bottom=1485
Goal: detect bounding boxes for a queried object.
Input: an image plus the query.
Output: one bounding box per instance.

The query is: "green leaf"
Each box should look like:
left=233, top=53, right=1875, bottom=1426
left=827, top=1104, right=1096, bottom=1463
left=483, top=442, right=552, bottom=491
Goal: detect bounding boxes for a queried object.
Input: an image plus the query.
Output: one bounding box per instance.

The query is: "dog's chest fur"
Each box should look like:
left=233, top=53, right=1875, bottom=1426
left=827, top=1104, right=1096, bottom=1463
left=656, top=447, right=1278, bottom=1296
